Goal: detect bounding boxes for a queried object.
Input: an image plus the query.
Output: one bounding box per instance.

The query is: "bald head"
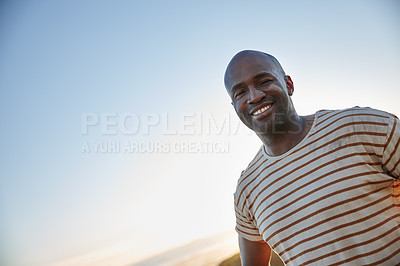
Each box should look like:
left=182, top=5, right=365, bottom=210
left=224, top=50, right=286, bottom=92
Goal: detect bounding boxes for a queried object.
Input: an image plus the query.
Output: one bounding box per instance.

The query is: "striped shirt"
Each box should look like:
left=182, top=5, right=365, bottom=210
left=234, top=107, right=400, bottom=265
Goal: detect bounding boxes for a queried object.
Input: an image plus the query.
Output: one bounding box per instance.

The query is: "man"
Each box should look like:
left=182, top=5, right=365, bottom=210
left=224, top=50, right=400, bottom=265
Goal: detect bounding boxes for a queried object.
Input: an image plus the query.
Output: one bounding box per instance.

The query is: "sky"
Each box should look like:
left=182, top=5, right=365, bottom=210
left=0, top=0, right=399, bottom=265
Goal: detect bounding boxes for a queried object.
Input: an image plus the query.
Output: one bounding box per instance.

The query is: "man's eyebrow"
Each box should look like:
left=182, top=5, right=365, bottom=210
left=254, top=72, right=274, bottom=79
left=231, top=82, right=246, bottom=92
left=231, top=72, right=274, bottom=92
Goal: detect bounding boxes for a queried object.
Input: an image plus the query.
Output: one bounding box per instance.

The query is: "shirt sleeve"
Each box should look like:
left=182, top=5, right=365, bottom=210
left=382, top=114, right=400, bottom=179
left=234, top=193, right=264, bottom=242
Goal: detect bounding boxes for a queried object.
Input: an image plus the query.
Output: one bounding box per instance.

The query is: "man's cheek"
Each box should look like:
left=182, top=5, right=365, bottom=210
left=234, top=104, right=244, bottom=115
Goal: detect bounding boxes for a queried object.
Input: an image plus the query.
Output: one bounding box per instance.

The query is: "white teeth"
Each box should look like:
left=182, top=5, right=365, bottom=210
left=253, top=105, right=271, bottom=115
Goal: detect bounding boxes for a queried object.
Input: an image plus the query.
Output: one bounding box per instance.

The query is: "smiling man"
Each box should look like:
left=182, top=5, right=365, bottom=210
left=224, top=50, right=400, bottom=265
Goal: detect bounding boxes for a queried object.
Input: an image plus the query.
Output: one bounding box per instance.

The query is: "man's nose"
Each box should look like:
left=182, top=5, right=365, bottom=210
left=247, top=86, right=264, bottom=104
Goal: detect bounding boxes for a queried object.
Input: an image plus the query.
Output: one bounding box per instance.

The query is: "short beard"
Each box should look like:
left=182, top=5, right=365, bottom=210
left=249, top=111, right=302, bottom=136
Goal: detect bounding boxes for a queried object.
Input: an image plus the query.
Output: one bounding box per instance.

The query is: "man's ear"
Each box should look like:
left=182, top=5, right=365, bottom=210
left=285, top=75, right=294, bottom=96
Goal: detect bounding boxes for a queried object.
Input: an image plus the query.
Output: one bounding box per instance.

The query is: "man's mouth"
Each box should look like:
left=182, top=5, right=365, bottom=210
left=252, top=104, right=272, bottom=116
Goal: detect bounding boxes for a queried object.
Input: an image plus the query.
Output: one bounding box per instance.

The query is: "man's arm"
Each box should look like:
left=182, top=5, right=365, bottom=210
left=239, top=236, right=272, bottom=266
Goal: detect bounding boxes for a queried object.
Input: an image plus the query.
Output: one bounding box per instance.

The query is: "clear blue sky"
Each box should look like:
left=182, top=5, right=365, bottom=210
left=0, top=1, right=399, bottom=265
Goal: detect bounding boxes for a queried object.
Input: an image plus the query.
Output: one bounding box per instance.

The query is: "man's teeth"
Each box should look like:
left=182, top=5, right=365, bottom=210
left=253, top=105, right=272, bottom=115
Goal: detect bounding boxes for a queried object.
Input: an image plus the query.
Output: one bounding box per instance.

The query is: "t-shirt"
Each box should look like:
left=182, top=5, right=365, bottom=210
left=234, top=107, right=400, bottom=265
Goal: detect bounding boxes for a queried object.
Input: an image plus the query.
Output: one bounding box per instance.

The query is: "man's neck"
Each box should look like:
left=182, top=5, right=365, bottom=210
left=258, top=114, right=315, bottom=157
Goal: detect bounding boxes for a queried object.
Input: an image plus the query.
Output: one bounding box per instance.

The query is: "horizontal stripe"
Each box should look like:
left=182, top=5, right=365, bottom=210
left=236, top=117, right=387, bottom=207
left=253, top=159, right=381, bottom=218
left=284, top=208, right=400, bottom=264
left=235, top=157, right=269, bottom=203
left=237, top=149, right=265, bottom=187
left=236, top=223, right=258, bottom=231
left=241, top=139, right=384, bottom=212
left=315, top=108, right=356, bottom=127
left=275, top=189, right=394, bottom=252
left=234, top=210, right=252, bottom=224
left=363, top=246, right=400, bottom=266
left=311, top=117, right=387, bottom=139
left=235, top=227, right=260, bottom=237
left=315, top=109, right=387, bottom=129
left=255, top=162, right=381, bottom=222
left=315, top=109, right=334, bottom=120
left=263, top=179, right=391, bottom=241
left=327, top=228, right=400, bottom=266
left=301, top=129, right=386, bottom=158
left=235, top=215, right=252, bottom=226
left=247, top=148, right=263, bottom=168
left=304, top=225, right=400, bottom=265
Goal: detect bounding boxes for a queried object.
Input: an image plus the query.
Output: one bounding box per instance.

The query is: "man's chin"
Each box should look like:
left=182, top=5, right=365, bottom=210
left=242, top=117, right=274, bottom=134
left=246, top=123, right=272, bottom=135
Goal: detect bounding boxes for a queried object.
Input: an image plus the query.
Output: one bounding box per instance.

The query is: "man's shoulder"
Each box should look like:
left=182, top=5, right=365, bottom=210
left=234, top=146, right=266, bottom=202
left=317, top=106, right=395, bottom=123
left=236, top=146, right=265, bottom=185
left=345, top=106, right=394, bottom=117
left=312, top=107, right=397, bottom=142
left=245, top=145, right=265, bottom=168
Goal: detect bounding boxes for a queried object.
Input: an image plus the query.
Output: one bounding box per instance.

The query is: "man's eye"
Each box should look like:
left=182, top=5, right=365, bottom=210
left=234, top=90, right=245, bottom=99
left=258, top=79, right=272, bottom=86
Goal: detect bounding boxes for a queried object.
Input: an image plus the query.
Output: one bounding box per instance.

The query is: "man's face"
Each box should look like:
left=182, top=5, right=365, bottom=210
left=225, top=53, right=294, bottom=134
